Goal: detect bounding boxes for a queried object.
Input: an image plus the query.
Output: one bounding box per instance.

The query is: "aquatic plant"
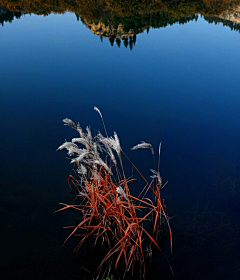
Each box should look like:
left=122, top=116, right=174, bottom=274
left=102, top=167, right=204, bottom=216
left=103, top=275, right=114, bottom=280
left=56, top=107, right=172, bottom=279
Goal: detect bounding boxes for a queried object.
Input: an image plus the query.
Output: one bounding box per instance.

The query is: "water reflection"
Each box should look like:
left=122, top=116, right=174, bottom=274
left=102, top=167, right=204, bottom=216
left=0, top=6, right=22, bottom=26
left=1, top=0, right=240, bottom=49
left=1, top=0, right=240, bottom=279
left=80, top=13, right=199, bottom=50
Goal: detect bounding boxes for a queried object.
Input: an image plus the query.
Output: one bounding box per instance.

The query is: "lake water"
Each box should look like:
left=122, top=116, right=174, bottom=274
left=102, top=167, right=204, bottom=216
left=1, top=1, right=240, bottom=279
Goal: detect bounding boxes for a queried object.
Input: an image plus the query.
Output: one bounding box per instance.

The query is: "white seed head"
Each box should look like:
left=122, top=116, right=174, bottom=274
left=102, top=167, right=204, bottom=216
left=150, top=169, right=162, bottom=188
left=62, top=118, right=77, bottom=129
left=86, top=126, right=92, bottom=145
left=72, top=138, right=90, bottom=149
left=70, top=151, right=90, bottom=163
left=100, top=133, right=121, bottom=156
left=113, top=132, right=121, bottom=156
left=107, top=145, right=117, bottom=165
left=116, top=186, right=127, bottom=200
left=94, top=106, right=103, bottom=119
left=77, top=122, right=85, bottom=138
left=57, top=142, right=78, bottom=151
left=77, top=164, right=87, bottom=175
left=131, top=141, right=154, bottom=155
left=91, top=171, right=100, bottom=182
left=93, top=159, right=112, bottom=174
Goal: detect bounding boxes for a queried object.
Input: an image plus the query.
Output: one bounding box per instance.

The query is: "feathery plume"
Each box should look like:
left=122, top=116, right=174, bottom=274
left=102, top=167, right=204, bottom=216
left=93, top=159, right=112, bottom=174
left=100, top=134, right=121, bottom=157
left=150, top=169, right=162, bottom=188
left=116, top=186, right=127, bottom=200
left=77, top=122, right=85, bottom=138
left=107, top=145, right=117, bottom=165
left=72, top=138, right=90, bottom=149
left=62, top=118, right=77, bottom=129
left=91, top=172, right=100, bottom=182
left=94, top=106, right=108, bottom=137
left=131, top=141, right=154, bottom=155
left=92, top=143, right=100, bottom=160
left=97, top=132, right=116, bottom=164
left=86, top=126, right=92, bottom=145
left=113, top=132, right=121, bottom=156
left=77, top=164, right=87, bottom=175
left=57, top=142, right=85, bottom=156
left=67, top=146, right=83, bottom=156
left=158, top=142, right=162, bottom=172
left=94, top=106, right=102, bottom=119
left=58, top=109, right=172, bottom=278
left=57, top=142, right=78, bottom=151
left=70, top=151, right=90, bottom=164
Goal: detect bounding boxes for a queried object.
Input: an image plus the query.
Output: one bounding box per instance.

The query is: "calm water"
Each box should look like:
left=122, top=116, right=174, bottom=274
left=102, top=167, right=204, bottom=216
left=1, top=2, right=240, bottom=279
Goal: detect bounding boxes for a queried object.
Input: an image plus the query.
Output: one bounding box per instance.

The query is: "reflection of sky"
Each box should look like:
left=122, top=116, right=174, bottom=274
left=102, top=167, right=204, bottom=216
left=0, top=13, right=240, bottom=213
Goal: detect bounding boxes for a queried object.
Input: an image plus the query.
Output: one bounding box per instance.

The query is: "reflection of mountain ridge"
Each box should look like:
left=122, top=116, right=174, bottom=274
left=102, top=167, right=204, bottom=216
left=204, top=16, right=240, bottom=33
left=82, top=13, right=198, bottom=37
left=80, top=13, right=199, bottom=49
left=204, top=4, right=240, bottom=33
left=1, top=0, right=240, bottom=48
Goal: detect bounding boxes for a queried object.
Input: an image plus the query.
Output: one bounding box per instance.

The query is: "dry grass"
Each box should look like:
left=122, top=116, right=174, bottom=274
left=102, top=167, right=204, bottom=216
left=56, top=107, right=172, bottom=279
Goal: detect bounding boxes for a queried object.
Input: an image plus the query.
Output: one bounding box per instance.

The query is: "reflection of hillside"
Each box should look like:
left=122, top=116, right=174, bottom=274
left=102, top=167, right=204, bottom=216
left=204, top=16, right=240, bottom=33
left=83, top=12, right=198, bottom=35
left=80, top=13, right=198, bottom=50
left=82, top=19, right=145, bottom=39
left=1, top=0, right=240, bottom=48
left=204, top=5, right=240, bottom=33
left=218, top=4, right=240, bottom=23
left=1, top=0, right=240, bottom=20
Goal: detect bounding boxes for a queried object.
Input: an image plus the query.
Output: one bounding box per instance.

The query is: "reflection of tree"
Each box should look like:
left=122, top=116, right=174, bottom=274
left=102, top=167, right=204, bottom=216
left=0, top=6, right=22, bottom=26
left=101, top=35, right=136, bottom=50
left=109, top=36, right=114, bottom=46
left=129, top=37, right=133, bottom=51
left=107, top=12, right=199, bottom=33
left=204, top=16, right=240, bottom=33
left=123, top=37, right=128, bottom=48
left=133, top=34, right=136, bottom=44
left=83, top=13, right=200, bottom=50
left=1, top=0, right=240, bottom=49
left=116, top=38, right=121, bottom=48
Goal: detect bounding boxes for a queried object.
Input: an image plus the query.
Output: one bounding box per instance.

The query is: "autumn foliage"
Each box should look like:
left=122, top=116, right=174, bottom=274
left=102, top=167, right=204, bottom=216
left=1, top=0, right=240, bottom=21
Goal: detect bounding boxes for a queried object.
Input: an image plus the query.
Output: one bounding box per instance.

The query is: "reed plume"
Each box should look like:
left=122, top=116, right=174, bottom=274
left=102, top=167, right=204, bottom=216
left=57, top=107, right=172, bottom=279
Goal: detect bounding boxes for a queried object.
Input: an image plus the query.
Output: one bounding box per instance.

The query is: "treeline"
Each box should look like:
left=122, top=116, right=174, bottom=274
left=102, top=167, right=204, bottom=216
left=99, top=12, right=198, bottom=33
left=0, top=0, right=78, bottom=15
left=0, top=6, right=21, bottom=25
left=106, top=35, right=137, bottom=51
left=1, top=0, right=240, bottom=21
left=1, top=0, right=240, bottom=43
left=82, top=13, right=198, bottom=51
left=204, top=16, right=240, bottom=33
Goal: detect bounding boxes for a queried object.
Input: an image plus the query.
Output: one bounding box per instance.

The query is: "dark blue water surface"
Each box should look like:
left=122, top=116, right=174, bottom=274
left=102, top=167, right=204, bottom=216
left=1, top=11, right=240, bottom=280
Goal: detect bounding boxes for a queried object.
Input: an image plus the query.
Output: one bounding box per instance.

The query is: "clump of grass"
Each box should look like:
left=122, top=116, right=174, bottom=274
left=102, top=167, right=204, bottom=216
left=56, top=107, right=172, bottom=279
